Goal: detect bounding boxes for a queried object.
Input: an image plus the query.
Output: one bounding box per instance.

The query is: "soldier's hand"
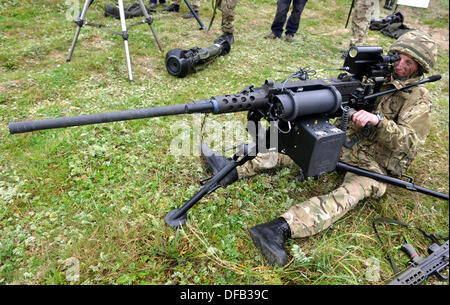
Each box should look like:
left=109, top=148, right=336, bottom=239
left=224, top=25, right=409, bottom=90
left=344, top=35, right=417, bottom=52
left=352, top=110, right=379, bottom=128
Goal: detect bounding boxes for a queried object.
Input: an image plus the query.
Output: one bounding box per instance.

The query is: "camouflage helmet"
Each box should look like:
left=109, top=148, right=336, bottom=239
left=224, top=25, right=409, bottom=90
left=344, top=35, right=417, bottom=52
left=389, top=30, right=438, bottom=73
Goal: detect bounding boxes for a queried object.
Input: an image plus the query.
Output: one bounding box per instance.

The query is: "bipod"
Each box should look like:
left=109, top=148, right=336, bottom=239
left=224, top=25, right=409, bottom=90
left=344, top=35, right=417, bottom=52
left=66, top=0, right=163, bottom=82
left=165, top=142, right=257, bottom=227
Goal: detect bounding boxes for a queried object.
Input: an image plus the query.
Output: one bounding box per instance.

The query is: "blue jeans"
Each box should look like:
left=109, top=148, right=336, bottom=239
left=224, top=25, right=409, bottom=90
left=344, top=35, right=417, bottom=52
left=150, top=0, right=166, bottom=3
left=271, top=0, right=308, bottom=37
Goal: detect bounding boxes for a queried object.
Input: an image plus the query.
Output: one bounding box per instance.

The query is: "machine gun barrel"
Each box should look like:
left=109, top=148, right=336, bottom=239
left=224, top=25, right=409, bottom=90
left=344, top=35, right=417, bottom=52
left=8, top=79, right=346, bottom=135
left=8, top=101, right=213, bottom=134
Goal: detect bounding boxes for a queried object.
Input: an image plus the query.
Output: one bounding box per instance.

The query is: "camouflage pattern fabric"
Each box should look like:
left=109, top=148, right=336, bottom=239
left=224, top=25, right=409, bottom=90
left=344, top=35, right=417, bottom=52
left=341, top=76, right=432, bottom=177
left=237, top=151, right=293, bottom=177
left=219, top=0, right=238, bottom=34
left=350, top=0, right=375, bottom=46
left=236, top=76, right=432, bottom=237
left=237, top=152, right=386, bottom=237
left=170, top=0, right=200, bottom=10
left=389, top=30, right=438, bottom=73
left=282, top=172, right=386, bottom=238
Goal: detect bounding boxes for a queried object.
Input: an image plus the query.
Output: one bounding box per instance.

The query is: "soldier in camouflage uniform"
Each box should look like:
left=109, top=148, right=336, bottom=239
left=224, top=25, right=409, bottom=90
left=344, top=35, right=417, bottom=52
left=350, top=0, right=376, bottom=46
left=201, top=30, right=438, bottom=266
left=213, top=0, right=238, bottom=46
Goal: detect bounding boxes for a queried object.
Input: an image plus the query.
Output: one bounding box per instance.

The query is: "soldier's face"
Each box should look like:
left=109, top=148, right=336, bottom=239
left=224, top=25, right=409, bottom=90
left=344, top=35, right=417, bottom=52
left=394, top=53, right=419, bottom=78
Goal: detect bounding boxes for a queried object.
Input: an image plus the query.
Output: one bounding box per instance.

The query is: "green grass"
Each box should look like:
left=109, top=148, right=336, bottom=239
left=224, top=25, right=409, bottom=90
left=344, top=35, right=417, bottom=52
left=0, top=0, right=448, bottom=285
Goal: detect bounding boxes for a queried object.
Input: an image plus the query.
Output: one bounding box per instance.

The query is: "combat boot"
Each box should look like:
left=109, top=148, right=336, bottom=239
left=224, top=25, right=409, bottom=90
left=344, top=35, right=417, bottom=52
left=200, top=142, right=238, bottom=187
left=214, top=32, right=234, bottom=45
left=163, top=4, right=179, bottom=12
left=248, top=217, right=292, bottom=266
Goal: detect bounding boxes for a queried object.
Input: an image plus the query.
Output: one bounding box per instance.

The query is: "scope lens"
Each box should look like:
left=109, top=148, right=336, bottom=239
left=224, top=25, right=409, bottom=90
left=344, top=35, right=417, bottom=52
left=166, top=56, right=182, bottom=76
left=349, top=47, right=358, bottom=58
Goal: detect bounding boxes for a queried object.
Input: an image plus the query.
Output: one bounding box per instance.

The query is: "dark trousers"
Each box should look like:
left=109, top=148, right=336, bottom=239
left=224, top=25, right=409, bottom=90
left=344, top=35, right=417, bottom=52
left=271, top=0, right=308, bottom=37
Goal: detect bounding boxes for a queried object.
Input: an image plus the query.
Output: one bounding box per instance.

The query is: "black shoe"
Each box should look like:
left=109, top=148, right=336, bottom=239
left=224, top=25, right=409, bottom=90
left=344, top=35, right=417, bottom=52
left=200, top=142, right=238, bottom=188
left=248, top=217, right=292, bottom=266
left=214, top=32, right=234, bottom=45
left=183, top=11, right=199, bottom=19
left=163, top=4, right=179, bottom=12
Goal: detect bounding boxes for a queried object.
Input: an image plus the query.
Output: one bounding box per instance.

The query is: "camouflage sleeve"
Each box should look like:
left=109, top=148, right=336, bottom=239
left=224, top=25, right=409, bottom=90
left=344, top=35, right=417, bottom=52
left=374, top=87, right=432, bottom=154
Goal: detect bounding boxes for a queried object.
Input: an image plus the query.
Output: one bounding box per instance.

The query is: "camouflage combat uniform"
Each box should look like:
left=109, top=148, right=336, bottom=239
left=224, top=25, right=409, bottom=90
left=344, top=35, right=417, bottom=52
left=350, top=0, right=376, bottom=46
left=237, top=30, right=437, bottom=239
left=219, top=0, right=238, bottom=34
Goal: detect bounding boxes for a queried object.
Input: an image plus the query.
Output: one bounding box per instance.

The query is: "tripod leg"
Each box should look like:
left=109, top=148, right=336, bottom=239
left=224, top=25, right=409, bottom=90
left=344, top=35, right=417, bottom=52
left=137, top=0, right=164, bottom=52
left=66, top=0, right=94, bottom=62
left=184, top=0, right=207, bottom=30
left=118, top=0, right=134, bottom=82
left=165, top=141, right=258, bottom=228
left=165, top=159, right=240, bottom=227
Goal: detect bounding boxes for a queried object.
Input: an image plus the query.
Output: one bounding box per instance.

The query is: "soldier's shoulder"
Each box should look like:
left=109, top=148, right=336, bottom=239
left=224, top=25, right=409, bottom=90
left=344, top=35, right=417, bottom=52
left=399, top=84, right=431, bottom=103
left=412, top=85, right=431, bottom=102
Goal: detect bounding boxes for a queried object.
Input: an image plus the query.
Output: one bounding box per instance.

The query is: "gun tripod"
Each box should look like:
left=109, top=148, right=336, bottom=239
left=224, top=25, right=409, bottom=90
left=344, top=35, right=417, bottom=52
left=165, top=112, right=269, bottom=227
left=66, top=0, right=163, bottom=82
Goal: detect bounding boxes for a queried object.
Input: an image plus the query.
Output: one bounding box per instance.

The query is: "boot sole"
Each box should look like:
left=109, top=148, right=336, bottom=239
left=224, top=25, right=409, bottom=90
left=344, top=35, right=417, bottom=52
left=248, top=228, right=287, bottom=266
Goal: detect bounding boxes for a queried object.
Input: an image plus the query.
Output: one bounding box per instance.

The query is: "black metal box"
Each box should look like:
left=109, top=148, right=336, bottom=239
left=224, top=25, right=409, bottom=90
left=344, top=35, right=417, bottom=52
left=278, top=117, right=345, bottom=177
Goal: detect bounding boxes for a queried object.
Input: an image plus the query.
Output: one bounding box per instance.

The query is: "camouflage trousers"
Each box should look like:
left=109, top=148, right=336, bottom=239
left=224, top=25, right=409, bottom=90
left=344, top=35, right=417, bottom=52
left=350, top=0, right=376, bottom=46
left=238, top=152, right=387, bottom=238
left=219, top=0, right=238, bottom=34
left=171, top=0, right=200, bottom=11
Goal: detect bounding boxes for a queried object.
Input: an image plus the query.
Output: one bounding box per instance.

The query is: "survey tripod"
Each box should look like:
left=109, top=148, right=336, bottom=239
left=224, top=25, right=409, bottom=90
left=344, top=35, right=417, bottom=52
left=66, top=0, right=163, bottom=82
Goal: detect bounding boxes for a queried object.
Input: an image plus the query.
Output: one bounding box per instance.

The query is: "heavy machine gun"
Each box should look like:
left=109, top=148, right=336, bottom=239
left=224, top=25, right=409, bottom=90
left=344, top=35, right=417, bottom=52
left=8, top=46, right=448, bottom=227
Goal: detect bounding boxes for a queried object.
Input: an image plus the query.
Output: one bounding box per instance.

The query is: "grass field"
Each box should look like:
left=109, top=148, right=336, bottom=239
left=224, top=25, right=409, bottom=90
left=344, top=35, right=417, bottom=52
left=0, top=0, right=448, bottom=285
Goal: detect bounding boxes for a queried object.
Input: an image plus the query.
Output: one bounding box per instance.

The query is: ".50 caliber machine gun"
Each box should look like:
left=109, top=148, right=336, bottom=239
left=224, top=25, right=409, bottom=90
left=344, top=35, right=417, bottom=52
left=8, top=46, right=448, bottom=227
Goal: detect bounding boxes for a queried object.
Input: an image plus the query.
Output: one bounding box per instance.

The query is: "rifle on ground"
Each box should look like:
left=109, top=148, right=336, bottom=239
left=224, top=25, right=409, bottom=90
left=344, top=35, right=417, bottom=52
left=373, top=217, right=449, bottom=285
left=8, top=46, right=448, bottom=227
left=387, top=240, right=449, bottom=285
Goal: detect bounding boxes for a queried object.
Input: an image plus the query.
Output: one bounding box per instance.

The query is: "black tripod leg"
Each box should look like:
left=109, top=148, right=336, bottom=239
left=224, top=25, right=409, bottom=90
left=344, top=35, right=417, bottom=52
left=165, top=159, right=239, bottom=227
left=137, top=0, right=164, bottom=52
left=165, top=140, right=259, bottom=227
left=66, top=0, right=94, bottom=62
left=184, top=0, right=207, bottom=30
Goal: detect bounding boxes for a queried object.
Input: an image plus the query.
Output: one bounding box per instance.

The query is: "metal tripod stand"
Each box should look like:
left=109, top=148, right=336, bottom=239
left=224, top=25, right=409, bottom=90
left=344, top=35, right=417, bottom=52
left=66, top=0, right=163, bottom=82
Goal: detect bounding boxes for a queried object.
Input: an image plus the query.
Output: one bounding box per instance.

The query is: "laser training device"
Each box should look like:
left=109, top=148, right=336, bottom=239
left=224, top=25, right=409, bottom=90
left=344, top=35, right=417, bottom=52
left=8, top=46, right=447, bottom=227
left=165, top=39, right=231, bottom=78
